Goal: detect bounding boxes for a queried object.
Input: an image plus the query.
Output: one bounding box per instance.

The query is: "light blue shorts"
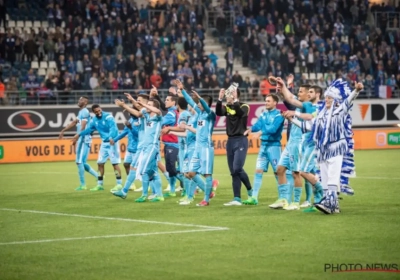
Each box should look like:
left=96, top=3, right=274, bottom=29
left=130, top=148, right=142, bottom=168
left=300, top=145, right=316, bottom=173
left=278, top=142, right=301, bottom=172
left=75, top=139, right=91, bottom=164
left=189, top=146, right=214, bottom=175
left=137, top=145, right=159, bottom=175
left=182, top=146, right=195, bottom=173
left=177, top=145, right=186, bottom=172
left=256, top=144, right=281, bottom=173
left=124, top=151, right=135, bottom=164
left=97, top=142, right=121, bottom=165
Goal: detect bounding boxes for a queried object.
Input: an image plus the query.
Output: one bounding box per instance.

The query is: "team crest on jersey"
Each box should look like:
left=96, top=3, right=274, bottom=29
left=146, top=121, right=154, bottom=127
left=197, top=120, right=205, bottom=127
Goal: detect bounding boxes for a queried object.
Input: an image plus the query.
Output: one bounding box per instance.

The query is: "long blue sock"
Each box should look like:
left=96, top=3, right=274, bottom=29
left=163, top=171, right=170, bottom=182
left=150, top=180, right=156, bottom=194
left=305, top=181, right=312, bottom=202
left=294, top=187, right=302, bottom=203
left=84, top=163, right=98, bottom=178
left=142, top=173, right=150, bottom=197
left=183, top=177, right=190, bottom=196
left=192, top=174, right=205, bottom=193
left=77, top=163, right=85, bottom=186
left=188, top=180, right=196, bottom=199
left=313, top=181, right=323, bottom=203
left=169, top=176, right=177, bottom=193
left=152, top=174, right=162, bottom=196
left=278, top=184, right=289, bottom=201
left=286, top=173, right=294, bottom=203
left=122, top=169, right=136, bottom=193
left=204, top=176, right=213, bottom=202
left=176, top=173, right=185, bottom=190
left=252, top=173, right=263, bottom=199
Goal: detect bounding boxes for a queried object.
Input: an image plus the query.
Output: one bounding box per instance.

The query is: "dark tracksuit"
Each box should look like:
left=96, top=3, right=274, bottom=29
left=283, top=100, right=296, bottom=141
left=216, top=100, right=252, bottom=199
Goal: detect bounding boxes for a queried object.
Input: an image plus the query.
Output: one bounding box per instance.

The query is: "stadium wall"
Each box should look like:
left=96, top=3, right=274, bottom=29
left=0, top=128, right=399, bottom=163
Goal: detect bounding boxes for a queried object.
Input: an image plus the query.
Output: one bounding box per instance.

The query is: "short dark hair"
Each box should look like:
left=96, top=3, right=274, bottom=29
left=300, top=84, right=311, bottom=90
left=91, top=104, right=101, bottom=111
left=268, top=94, right=279, bottom=103
left=201, top=95, right=213, bottom=107
left=151, top=99, right=161, bottom=109
left=167, top=95, right=178, bottom=104
left=137, top=94, right=150, bottom=100
left=177, top=97, right=188, bottom=110
left=311, top=85, right=323, bottom=98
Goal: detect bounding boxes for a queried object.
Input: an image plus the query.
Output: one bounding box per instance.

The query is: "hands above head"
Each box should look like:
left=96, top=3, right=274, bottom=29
left=354, top=81, right=364, bottom=92
left=286, top=74, right=294, bottom=87
left=115, top=99, right=126, bottom=107
left=174, top=79, right=184, bottom=90
left=191, top=90, right=201, bottom=100
left=150, top=85, right=158, bottom=97
left=124, top=93, right=135, bottom=103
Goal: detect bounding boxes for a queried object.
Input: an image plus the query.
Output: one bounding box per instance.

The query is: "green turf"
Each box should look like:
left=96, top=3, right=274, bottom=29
left=1, top=150, right=400, bottom=280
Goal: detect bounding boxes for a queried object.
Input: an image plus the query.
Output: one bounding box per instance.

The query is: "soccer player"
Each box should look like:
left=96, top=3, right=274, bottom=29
left=216, top=88, right=253, bottom=206
left=59, top=96, right=97, bottom=190
left=269, top=79, right=310, bottom=210
left=241, top=95, right=284, bottom=205
left=111, top=117, right=139, bottom=189
left=288, top=80, right=363, bottom=214
left=176, top=79, right=217, bottom=206
left=161, top=96, right=191, bottom=198
left=277, top=80, right=325, bottom=210
left=72, top=104, right=122, bottom=191
left=112, top=93, right=149, bottom=199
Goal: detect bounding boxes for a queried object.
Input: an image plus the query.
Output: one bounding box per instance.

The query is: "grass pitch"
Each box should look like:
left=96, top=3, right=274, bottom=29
left=0, top=150, right=400, bottom=280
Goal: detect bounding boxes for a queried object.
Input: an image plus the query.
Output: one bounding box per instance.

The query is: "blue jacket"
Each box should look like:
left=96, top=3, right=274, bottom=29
left=113, top=117, right=139, bottom=153
left=251, top=108, right=284, bottom=146
left=80, top=112, right=118, bottom=142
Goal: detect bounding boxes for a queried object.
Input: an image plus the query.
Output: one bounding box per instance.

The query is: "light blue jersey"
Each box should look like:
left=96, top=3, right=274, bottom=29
left=137, top=109, right=162, bottom=175
left=77, top=108, right=92, bottom=144
left=251, top=108, right=284, bottom=146
left=301, top=101, right=317, bottom=148
left=80, top=112, right=120, bottom=165
left=113, top=117, right=139, bottom=154
left=251, top=108, right=284, bottom=173
left=186, top=112, right=198, bottom=149
left=178, top=110, right=191, bottom=149
left=181, top=89, right=216, bottom=148
left=142, top=108, right=162, bottom=147
left=80, top=112, right=118, bottom=142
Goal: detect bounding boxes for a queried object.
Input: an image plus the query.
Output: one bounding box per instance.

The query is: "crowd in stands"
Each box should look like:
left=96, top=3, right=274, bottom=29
left=0, top=0, right=399, bottom=105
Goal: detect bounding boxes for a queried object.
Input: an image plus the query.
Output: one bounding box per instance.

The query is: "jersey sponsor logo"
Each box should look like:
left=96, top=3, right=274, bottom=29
left=197, top=120, right=205, bottom=127
left=146, top=121, right=154, bottom=127
left=7, top=110, right=46, bottom=132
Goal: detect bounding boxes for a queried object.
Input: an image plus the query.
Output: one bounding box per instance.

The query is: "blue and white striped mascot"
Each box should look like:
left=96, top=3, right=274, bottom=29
left=293, top=79, right=363, bottom=214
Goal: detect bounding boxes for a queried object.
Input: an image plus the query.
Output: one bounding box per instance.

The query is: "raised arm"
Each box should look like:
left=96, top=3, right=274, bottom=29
left=290, top=117, right=313, bottom=132
left=283, top=110, right=314, bottom=121
left=275, top=76, right=303, bottom=109
left=113, top=127, right=129, bottom=142
left=216, top=89, right=227, bottom=116
left=115, top=99, right=143, bottom=118
left=140, top=101, right=162, bottom=116
left=341, top=82, right=363, bottom=114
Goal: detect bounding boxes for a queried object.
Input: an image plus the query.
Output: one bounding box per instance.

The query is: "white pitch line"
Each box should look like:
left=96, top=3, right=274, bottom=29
left=0, top=172, right=398, bottom=180
left=0, top=208, right=229, bottom=231
left=0, top=228, right=224, bottom=246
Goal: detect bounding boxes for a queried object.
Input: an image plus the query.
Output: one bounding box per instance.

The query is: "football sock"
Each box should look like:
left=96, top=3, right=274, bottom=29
left=183, top=177, right=191, bottom=195
left=252, top=173, right=263, bottom=199
left=305, top=181, right=312, bottom=202
left=163, top=171, right=170, bottom=181
left=77, top=163, right=85, bottom=186
left=97, top=176, right=103, bottom=186
left=150, top=180, right=156, bottom=194
left=313, top=181, right=323, bottom=203
left=286, top=174, right=294, bottom=203
left=169, top=176, right=177, bottom=193
left=188, top=180, right=196, bottom=199
left=204, top=176, right=213, bottom=203
left=122, top=169, right=136, bottom=193
left=152, top=173, right=162, bottom=196
left=142, top=173, right=150, bottom=197
left=176, top=173, right=185, bottom=190
left=84, top=163, right=98, bottom=178
left=294, top=187, right=302, bottom=203
left=192, top=174, right=205, bottom=193
left=278, top=184, right=289, bottom=201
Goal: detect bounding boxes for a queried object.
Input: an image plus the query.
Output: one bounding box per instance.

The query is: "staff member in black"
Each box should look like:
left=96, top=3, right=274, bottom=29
left=216, top=88, right=253, bottom=206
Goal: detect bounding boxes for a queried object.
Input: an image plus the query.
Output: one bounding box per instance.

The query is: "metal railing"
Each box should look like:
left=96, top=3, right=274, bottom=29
left=2, top=87, right=398, bottom=106
left=374, top=12, right=400, bottom=30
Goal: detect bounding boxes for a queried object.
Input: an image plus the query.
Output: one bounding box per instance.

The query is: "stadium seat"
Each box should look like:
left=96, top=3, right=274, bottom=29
left=309, top=73, right=316, bottom=80
left=16, top=21, right=24, bottom=28
left=33, top=21, right=41, bottom=28
left=25, top=21, right=33, bottom=28
left=31, top=61, right=39, bottom=69
left=8, top=20, right=16, bottom=28
left=40, top=61, right=48, bottom=69
left=48, top=61, right=57, bottom=69
left=38, top=68, right=46, bottom=76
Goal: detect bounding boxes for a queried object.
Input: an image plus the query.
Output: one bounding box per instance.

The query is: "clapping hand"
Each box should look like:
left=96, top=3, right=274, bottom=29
left=115, top=99, right=125, bottom=107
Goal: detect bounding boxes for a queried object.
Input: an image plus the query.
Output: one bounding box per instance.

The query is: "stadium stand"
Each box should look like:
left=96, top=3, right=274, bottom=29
left=0, top=0, right=399, bottom=105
